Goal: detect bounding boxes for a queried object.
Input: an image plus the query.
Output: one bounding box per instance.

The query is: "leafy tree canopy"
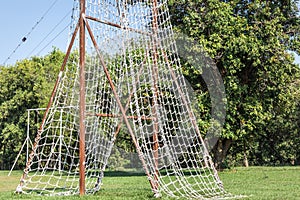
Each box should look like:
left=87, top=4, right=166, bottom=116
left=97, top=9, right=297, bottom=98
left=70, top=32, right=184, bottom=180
left=0, top=48, right=64, bottom=169
left=168, top=0, right=300, bottom=167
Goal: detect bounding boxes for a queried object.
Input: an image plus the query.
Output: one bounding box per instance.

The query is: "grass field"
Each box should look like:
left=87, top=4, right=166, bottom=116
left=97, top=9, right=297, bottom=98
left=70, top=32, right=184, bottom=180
left=1, top=167, right=299, bottom=200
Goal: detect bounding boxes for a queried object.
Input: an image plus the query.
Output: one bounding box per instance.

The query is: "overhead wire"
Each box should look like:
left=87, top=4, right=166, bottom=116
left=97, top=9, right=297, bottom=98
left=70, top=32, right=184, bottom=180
left=27, top=9, right=73, bottom=57
left=2, top=0, right=60, bottom=65
left=36, top=22, right=72, bottom=56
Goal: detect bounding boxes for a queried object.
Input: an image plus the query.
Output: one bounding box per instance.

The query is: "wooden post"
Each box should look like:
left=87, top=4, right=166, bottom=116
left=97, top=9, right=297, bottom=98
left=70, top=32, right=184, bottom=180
left=79, top=0, right=86, bottom=196
left=151, top=0, right=160, bottom=193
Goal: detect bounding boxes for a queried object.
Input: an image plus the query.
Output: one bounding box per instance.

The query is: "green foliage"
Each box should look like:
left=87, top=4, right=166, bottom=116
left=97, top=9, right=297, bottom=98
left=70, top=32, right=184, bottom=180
left=169, top=0, right=300, bottom=167
left=107, top=148, right=130, bottom=171
left=0, top=48, right=64, bottom=169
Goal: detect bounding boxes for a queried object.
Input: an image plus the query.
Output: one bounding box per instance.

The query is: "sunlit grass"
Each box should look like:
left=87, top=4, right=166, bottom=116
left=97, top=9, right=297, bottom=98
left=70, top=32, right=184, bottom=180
left=220, top=166, right=300, bottom=200
left=1, top=167, right=300, bottom=199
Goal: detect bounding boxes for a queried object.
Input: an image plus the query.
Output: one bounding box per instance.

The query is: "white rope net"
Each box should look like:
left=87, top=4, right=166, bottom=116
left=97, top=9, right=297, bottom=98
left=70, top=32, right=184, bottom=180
left=17, top=0, right=234, bottom=199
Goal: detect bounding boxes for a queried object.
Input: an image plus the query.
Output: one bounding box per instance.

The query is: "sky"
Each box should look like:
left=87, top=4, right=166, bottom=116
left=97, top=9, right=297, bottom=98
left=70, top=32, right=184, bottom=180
left=0, top=0, right=74, bottom=65
left=0, top=0, right=299, bottom=66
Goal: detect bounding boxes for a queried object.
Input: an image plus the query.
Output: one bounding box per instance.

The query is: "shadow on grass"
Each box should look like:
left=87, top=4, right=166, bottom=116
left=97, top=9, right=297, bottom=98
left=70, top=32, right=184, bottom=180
left=104, top=170, right=146, bottom=177
left=104, top=168, right=211, bottom=177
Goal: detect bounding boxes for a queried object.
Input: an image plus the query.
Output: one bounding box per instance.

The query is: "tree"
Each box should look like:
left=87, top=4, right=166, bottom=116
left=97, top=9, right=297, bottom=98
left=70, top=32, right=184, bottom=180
left=168, top=0, right=300, bottom=168
left=0, top=48, right=64, bottom=169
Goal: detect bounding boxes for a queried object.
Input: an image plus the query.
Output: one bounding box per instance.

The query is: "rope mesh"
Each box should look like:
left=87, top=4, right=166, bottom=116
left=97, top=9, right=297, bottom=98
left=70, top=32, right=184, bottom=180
left=17, top=0, right=234, bottom=199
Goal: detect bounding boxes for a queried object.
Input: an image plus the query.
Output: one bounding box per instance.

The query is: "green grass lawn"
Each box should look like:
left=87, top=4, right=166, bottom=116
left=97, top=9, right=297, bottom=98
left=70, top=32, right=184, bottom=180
left=1, top=166, right=299, bottom=200
left=220, top=166, right=300, bottom=200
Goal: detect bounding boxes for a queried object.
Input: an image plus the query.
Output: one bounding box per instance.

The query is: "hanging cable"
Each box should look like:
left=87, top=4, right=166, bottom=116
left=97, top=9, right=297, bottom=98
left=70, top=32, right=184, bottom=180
left=27, top=9, right=72, bottom=57
left=36, top=22, right=71, bottom=56
left=2, top=0, right=60, bottom=65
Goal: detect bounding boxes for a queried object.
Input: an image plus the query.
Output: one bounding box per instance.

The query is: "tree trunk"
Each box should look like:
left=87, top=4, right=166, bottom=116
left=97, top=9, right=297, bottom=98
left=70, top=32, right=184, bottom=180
left=243, top=141, right=249, bottom=167
left=243, top=151, right=249, bottom=167
left=212, top=139, right=232, bottom=170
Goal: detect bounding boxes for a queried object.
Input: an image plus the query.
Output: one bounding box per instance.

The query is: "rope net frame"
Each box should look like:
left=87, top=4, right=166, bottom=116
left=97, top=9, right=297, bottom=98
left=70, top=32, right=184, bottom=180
left=17, top=0, right=234, bottom=199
